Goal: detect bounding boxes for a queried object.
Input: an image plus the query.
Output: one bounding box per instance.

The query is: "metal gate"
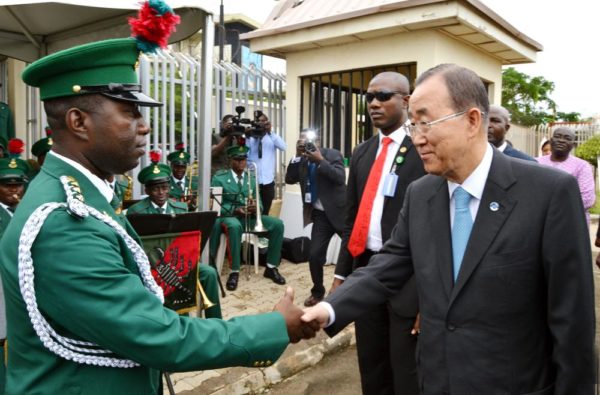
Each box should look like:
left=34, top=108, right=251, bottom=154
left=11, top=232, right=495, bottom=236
left=24, top=52, right=287, bottom=197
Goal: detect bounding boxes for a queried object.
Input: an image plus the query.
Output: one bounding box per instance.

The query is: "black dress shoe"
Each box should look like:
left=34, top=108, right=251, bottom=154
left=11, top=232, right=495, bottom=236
left=226, top=272, right=239, bottom=291
left=303, top=295, right=323, bottom=307
left=263, top=267, right=286, bottom=285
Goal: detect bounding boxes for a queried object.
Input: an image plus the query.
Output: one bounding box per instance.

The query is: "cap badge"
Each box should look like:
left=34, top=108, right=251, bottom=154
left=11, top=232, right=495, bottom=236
left=179, top=152, right=184, bottom=159
left=48, top=138, right=53, bottom=146
left=153, top=166, right=160, bottom=174
left=8, top=159, right=17, bottom=169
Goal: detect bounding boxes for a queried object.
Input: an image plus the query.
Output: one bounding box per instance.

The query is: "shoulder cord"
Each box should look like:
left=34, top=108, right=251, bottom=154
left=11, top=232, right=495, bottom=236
left=17, top=176, right=164, bottom=368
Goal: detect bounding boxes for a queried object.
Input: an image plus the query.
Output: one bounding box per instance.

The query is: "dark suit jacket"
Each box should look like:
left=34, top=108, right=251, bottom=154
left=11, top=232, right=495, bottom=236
left=336, top=134, right=426, bottom=317
left=326, top=150, right=595, bottom=394
left=284, top=147, right=346, bottom=233
left=503, top=145, right=536, bottom=161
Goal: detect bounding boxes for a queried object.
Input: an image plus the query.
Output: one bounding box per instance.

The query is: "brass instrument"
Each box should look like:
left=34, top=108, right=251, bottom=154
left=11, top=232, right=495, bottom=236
left=183, top=161, right=199, bottom=211
left=196, top=280, right=215, bottom=310
left=123, top=173, right=133, bottom=201
left=246, top=161, right=265, bottom=232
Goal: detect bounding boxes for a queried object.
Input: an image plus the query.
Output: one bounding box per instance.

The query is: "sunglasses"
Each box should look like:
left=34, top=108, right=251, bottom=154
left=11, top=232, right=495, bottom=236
left=365, top=91, right=407, bottom=103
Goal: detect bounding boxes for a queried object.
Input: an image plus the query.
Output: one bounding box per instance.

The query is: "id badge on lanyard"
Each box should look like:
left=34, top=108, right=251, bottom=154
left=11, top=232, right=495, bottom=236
left=382, top=172, right=398, bottom=197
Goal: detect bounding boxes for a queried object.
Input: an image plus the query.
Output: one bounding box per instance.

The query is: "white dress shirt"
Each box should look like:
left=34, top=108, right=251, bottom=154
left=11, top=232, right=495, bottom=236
left=366, top=125, right=408, bottom=251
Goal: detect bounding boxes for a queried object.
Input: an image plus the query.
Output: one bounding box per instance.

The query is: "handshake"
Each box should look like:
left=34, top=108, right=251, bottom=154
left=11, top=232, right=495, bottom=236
left=273, top=287, right=331, bottom=343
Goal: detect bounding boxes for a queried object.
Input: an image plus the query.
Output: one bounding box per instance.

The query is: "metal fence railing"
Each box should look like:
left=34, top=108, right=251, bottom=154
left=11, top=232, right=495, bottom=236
left=508, top=122, right=600, bottom=158
left=24, top=52, right=287, bottom=198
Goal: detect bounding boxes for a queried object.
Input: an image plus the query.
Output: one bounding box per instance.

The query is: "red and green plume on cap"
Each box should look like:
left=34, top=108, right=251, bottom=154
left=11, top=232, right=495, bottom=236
left=0, top=139, right=29, bottom=182
left=128, top=0, right=181, bottom=53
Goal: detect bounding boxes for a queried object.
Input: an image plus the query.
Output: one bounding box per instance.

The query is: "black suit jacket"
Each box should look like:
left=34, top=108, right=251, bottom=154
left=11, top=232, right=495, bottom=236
left=326, top=150, right=595, bottom=394
left=503, top=145, right=536, bottom=161
left=285, top=147, right=346, bottom=233
left=336, top=134, right=426, bottom=316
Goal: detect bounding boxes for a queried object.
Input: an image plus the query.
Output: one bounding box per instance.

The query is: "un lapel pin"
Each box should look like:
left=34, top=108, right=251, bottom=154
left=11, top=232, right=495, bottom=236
left=489, top=202, right=500, bottom=212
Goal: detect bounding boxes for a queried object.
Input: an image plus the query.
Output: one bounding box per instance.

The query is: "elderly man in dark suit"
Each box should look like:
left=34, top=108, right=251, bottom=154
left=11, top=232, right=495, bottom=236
left=330, top=71, right=426, bottom=395
left=285, top=129, right=346, bottom=307
left=303, top=63, right=595, bottom=394
left=487, top=104, right=535, bottom=161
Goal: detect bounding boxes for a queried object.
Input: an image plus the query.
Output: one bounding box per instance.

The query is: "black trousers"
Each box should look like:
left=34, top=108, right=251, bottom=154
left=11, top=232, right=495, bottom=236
left=354, top=251, right=418, bottom=395
left=308, top=209, right=340, bottom=298
left=259, top=182, right=275, bottom=216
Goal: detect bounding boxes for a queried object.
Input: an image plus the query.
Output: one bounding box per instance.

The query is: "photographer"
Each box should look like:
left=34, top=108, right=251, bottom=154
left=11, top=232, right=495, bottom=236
left=246, top=113, right=286, bottom=215
left=285, top=129, right=346, bottom=307
left=211, top=114, right=234, bottom=176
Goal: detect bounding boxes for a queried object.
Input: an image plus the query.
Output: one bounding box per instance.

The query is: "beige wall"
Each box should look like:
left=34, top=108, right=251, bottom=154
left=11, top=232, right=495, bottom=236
left=284, top=30, right=503, bottom=161
left=6, top=58, right=27, bottom=140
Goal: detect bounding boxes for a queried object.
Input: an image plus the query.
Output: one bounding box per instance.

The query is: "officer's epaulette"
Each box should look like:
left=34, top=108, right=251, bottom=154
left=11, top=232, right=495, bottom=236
left=214, top=169, right=229, bottom=177
left=60, top=175, right=88, bottom=219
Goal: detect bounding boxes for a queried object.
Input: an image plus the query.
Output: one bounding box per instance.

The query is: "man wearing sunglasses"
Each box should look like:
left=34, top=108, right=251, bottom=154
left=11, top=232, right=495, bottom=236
left=330, top=71, right=426, bottom=395
left=305, top=64, right=594, bottom=394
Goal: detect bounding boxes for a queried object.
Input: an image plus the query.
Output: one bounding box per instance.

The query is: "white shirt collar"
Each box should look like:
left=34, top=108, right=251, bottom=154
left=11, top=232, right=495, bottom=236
left=448, top=143, right=493, bottom=200
left=230, top=170, right=244, bottom=181
left=497, top=141, right=508, bottom=152
left=49, top=151, right=114, bottom=203
left=172, top=175, right=186, bottom=184
left=150, top=201, right=168, bottom=210
left=378, top=123, right=408, bottom=146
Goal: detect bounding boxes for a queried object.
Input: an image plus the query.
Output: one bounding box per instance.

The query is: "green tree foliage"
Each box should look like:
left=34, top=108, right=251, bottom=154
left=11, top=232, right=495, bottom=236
left=556, top=111, right=582, bottom=122
left=501, top=67, right=557, bottom=126
left=575, top=135, right=600, bottom=166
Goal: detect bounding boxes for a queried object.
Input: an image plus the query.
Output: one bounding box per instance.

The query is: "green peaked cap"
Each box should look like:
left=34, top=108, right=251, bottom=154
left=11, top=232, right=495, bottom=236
left=226, top=144, right=249, bottom=159
left=31, top=137, right=53, bottom=157
left=138, top=162, right=171, bottom=186
left=0, top=158, right=29, bottom=183
left=167, top=150, right=191, bottom=165
left=21, top=38, right=160, bottom=106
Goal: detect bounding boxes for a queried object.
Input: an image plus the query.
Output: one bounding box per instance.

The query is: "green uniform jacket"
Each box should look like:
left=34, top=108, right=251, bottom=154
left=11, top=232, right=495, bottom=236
left=113, top=178, right=129, bottom=205
left=127, top=197, right=188, bottom=215
left=169, top=176, right=198, bottom=200
left=0, top=206, right=12, bottom=238
left=0, top=154, right=288, bottom=395
left=0, top=103, right=15, bottom=145
left=211, top=169, right=261, bottom=215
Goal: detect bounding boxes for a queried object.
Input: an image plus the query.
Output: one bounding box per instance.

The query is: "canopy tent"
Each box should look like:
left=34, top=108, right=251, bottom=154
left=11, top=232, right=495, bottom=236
left=0, top=1, right=216, bottom=221
left=0, top=0, right=214, bottom=62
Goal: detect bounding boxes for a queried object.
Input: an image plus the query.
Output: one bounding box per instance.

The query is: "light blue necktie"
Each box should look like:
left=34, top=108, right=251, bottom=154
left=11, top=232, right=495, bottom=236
left=451, top=186, right=473, bottom=281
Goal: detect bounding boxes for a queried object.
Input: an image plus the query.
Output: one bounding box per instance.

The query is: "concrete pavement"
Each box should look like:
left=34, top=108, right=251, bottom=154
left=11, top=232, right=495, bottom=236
left=172, top=262, right=355, bottom=395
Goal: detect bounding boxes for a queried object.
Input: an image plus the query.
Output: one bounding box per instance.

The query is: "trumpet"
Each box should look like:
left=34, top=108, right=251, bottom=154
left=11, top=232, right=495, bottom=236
left=196, top=280, right=215, bottom=310
left=246, top=161, right=265, bottom=232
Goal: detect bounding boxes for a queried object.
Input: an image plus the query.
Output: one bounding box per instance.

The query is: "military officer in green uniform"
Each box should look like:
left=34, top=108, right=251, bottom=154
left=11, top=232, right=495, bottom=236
left=31, top=127, right=53, bottom=167
left=210, top=145, right=286, bottom=291
left=0, top=36, right=317, bottom=395
left=128, top=155, right=222, bottom=319
left=0, top=138, right=29, bottom=395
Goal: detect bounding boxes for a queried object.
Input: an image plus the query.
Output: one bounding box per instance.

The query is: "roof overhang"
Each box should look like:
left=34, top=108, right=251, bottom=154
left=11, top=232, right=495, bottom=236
left=241, top=0, right=542, bottom=64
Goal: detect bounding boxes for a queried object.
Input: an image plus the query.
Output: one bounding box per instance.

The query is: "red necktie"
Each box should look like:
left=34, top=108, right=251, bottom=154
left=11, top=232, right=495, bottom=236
left=347, top=137, right=393, bottom=257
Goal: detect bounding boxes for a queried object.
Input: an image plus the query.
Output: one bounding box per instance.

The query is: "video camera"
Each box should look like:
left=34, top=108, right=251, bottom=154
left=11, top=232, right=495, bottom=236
left=220, top=106, right=267, bottom=139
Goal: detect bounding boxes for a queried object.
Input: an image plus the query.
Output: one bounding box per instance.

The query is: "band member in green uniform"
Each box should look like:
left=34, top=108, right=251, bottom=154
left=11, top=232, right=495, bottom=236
left=128, top=152, right=222, bottom=318
left=210, top=145, right=286, bottom=291
left=0, top=138, right=29, bottom=395
left=167, top=143, right=197, bottom=210
left=0, top=8, right=316, bottom=394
